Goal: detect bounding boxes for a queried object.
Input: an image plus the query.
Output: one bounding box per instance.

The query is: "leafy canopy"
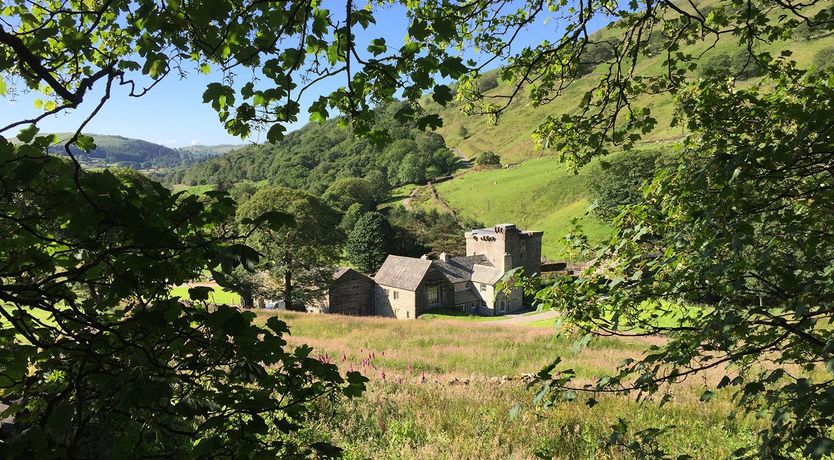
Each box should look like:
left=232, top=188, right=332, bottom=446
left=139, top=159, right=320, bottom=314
left=0, top=133, right=365, bottom=457
left=3, top=0, right=834, bottom=457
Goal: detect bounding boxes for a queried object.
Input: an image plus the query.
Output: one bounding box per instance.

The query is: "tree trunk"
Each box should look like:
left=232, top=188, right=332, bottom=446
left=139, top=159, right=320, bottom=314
left=241, top=292, right=254, bottom=309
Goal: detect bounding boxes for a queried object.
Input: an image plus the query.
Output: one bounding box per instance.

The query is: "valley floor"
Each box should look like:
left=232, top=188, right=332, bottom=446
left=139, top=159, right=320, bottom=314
left=257, top=311, right=758, bottom=459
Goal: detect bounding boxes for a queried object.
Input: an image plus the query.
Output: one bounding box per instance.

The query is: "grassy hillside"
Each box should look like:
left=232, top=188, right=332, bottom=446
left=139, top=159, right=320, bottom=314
left=415, top=1, right=834, bottom=260
left=425, top=9, right=834, bottom=163
left=433, top=157, right=611, bottom=260
left=257, top=310, right=757, bottom=459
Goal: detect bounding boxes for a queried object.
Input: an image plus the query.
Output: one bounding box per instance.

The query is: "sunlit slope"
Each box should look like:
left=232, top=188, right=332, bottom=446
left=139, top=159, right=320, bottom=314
left=434, top=158, right=610, bottom=260
left=426, top=2, right=833, bottom=164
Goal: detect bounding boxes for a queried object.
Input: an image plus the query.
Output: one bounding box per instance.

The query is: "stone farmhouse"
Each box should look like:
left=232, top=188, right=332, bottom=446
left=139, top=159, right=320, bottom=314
left=322, top=224, right=543, bottom=319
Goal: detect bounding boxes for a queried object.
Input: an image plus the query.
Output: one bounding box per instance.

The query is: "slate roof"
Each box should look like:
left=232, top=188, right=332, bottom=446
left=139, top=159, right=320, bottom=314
left=373, top=255, right=433, bottom=291
left=433, top=255, right=493, bottom=283
left=333, top=267, right=372, bottom=282
left=471, top=264, right=504, bottom=284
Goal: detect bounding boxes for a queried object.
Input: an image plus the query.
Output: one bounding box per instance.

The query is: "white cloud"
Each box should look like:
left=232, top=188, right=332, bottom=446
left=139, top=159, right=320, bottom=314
left=190, top=139, right=198, bottom=146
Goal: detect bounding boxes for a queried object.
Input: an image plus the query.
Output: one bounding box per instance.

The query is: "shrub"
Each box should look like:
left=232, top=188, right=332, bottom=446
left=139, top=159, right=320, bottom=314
left=477, top=72, right=500, bottom=92
left=812, top=46, right=834, bottom=73
left=475, top=151, right=501, bottom=167
left=587, top=149, right=672, bottom=220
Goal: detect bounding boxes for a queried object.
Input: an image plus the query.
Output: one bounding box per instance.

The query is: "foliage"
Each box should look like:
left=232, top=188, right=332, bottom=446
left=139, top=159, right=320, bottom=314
left=385, top=206, right=481, bottom=257
left=539, top=69, right=834, bottom=458
left=236, top=186, right=343, bottom=311
left=176, top=103, right=461, bottom=194
left=339, top=202, right=366, bottom=234
left=586, top=149, right=673, bottom=220
left=0, top=135, right=364, bottom=457
left=812, top=46, right=834, bottom=73
left=475, top=151, right=501, bottom=167
left=323, top=177, right=376, bottom=212
left=345, top=212, right=392, bottom=273
left=227, top=180, right=262, bottom=204
left=699, top=50, right=767, bottom=80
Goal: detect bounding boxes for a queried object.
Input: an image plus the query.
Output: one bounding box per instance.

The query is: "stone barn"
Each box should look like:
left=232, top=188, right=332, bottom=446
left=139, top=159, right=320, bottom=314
left=373, top=256, right=455, bottom=319
left=325, top=268, right=375, bottom=315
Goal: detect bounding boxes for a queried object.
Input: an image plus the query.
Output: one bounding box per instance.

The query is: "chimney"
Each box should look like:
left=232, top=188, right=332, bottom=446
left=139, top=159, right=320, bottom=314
left=420, top=254, right=429, bottom=260
left=439, top=252, right=450, bottom=262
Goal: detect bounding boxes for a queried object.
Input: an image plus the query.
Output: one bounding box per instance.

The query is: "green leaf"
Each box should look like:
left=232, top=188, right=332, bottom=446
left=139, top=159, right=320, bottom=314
left=74, top=134, right=96, bottom=153
left=267, top=123, right=286, bottom=143
left=805, top=437, right=834, bottom=459
left=17, top=125, right=39, bottom=143
left=432, top=84, right=453, bottom=105
left=188, top=286, right=214, bottom=301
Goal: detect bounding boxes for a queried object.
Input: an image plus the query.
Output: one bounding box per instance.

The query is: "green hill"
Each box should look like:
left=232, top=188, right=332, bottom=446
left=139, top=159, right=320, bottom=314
left=434, top=158, right=610, bottom=260
left=172, top=102, right=461, bottom=196
left=420, top=2, right=834, bottom=260
left=426, top=7, right=833, bottom=163
left=47, top=134, right=229, bottom=170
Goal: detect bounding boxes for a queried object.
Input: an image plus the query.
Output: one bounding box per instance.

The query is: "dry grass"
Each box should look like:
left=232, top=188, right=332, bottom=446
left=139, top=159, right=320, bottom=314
left=257, top=310, right=758, bottom=459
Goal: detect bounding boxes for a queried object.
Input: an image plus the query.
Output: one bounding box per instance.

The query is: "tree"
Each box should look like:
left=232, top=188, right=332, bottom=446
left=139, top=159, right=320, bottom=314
left=322, top=177, right=376, bottom=211
left=458, top=126, right=470, bottom=139
left=3, top=0, right=834, bottom=456
left=237, top=186, right=343, bottom=311
left=339, top=202, right=366, bottom=234
left=364, top=169, right=391, bottom=203
left=0, top=135, right=365, bottom=456
left=475, top=151, right=501, bottom=167
left=346, top=212, right=392, bottom=273
left=587, top=149, right=672, bottom=220
left=699, top=50, right=767, bottom=80
left=813, top=46, right=834, bottom=73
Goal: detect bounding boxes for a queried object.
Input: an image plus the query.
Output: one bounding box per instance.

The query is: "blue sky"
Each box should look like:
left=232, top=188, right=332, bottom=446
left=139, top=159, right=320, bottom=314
left=0, top=3, right=609, bottom=148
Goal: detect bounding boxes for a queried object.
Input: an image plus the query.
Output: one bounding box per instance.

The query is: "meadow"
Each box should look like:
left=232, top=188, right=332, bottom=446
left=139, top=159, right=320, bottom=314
left=258, top=311, right=758, bottom=459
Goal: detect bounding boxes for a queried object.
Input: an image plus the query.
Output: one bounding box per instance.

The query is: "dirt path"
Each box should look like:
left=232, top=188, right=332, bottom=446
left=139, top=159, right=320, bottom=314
left=401, top=185, right=422, bottom=210
left=452, top=148, right=471, bottom=169
left=490, top=309, right=559, bottom=326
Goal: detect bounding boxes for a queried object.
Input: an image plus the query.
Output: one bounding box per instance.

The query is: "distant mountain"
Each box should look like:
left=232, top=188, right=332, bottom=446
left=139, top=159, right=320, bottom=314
left=46, top=134, right=236, bottom=170
left=179, top=144, right=244, bottom=157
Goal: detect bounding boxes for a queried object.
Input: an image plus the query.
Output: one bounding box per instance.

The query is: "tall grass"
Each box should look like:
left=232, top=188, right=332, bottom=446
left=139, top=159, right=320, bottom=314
left=261, top=311, right=759, bottom=458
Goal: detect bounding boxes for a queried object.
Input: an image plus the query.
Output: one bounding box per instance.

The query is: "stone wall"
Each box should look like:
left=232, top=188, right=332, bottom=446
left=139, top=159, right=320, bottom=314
left=465, top=224, right=543, bottom=275
left=374, top=284, right=418, bottom=319
left=328, top=271, right=374, bottom=315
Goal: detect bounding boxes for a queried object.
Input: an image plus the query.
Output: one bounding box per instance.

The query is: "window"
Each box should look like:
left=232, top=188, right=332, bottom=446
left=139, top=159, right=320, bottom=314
left=465, top=282, right=470, bottom=289
left=427, top=286, right=440, bottom=305
left=393, top=290, right=399, bottom=300
left=406, top=311, right=410, bottom=318
left=499, top=301, right=506, bottom=312
left=479, top=283, right=486, bottom=292
left=384, top=288, right=389, bottom=296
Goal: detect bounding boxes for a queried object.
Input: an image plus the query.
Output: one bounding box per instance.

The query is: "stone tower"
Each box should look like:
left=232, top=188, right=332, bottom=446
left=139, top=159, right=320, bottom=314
left=464, top=224, right=543, bottom=275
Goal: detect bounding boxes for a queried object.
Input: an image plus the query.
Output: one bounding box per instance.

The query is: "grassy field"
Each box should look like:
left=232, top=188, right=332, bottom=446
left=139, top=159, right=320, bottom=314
left=433, top=157, right=611, bottom=260
left=257, top=311, right=757, bottom=459
left=170, top=284, right=241, bottom=305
